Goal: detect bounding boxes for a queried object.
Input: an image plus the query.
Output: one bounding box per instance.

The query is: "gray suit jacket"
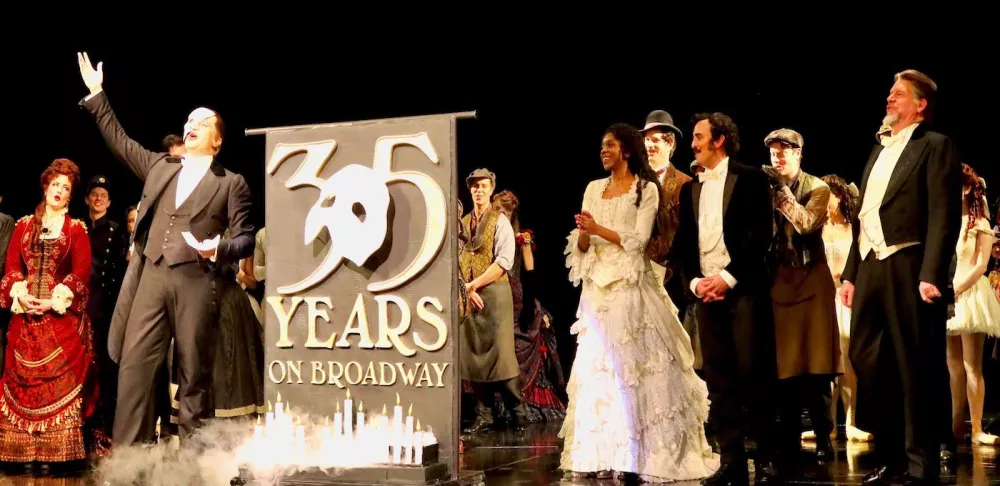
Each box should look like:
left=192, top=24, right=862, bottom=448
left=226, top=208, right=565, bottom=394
left=81, top=91, right=254, bottom=363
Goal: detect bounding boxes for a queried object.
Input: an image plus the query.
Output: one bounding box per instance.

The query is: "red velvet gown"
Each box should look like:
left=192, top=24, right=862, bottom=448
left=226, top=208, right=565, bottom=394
left=0, top=214, right=102, bottom=462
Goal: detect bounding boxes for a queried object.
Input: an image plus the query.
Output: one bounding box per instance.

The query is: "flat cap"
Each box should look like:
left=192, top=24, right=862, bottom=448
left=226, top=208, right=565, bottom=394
left=764, top=128, right=804, bottom=149
left=466, top=168, right=496, bottom=187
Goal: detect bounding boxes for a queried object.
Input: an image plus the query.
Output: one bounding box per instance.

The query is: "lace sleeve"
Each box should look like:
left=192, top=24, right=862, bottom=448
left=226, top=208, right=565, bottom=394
left=618, top=181, right=659, bottom=253
left=612, top=181, right=659, bottom=286
left=565, top=180, right=599, bottom=287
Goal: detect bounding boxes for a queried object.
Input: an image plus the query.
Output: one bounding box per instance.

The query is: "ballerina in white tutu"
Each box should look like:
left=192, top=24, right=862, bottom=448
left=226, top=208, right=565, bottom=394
left=559, top=123, right=719, bottom=482
left=945, top=163, right=1000, bottom=446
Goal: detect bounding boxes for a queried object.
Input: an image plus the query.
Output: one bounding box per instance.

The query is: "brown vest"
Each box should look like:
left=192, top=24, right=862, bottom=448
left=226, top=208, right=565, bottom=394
left=646, top=165, right=692, bottom=265
left=460, top=209, right=509, bottom=283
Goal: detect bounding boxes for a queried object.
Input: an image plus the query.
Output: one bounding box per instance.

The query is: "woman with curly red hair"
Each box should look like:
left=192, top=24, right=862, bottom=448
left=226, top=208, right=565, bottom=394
left=0, top=159, right=105, bottom=473
left=944, top=163, right=1000, bottom=446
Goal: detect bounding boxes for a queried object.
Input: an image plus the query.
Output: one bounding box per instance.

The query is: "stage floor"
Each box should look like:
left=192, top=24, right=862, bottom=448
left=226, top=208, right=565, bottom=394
left=1, top=422, right=998, bottom=485
left=459, top=422, right=1000, bottom=485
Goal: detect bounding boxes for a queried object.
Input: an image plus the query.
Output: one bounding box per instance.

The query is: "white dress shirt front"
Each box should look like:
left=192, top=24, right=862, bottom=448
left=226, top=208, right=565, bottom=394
left=176, top=154, right=213, bottom=208
left=858, top=123, right=921, bottom=260
left=691, top=157, right=737, bottom=297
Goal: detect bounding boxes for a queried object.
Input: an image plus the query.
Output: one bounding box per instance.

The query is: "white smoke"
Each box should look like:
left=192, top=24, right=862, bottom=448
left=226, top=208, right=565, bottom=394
left=94, top=419, right=252, bottom=486
left=92, top=411, right=436, bottom=485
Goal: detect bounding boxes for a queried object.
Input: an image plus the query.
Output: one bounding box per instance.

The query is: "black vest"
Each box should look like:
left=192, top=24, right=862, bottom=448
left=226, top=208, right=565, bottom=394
left=143, top=174, right=201, bottom=266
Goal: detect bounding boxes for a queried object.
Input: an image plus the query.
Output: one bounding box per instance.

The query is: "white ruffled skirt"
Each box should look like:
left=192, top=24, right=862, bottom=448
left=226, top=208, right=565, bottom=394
left=947, top=276, right=1000, bottom=337
left=558, top=267, right=720, bottom=482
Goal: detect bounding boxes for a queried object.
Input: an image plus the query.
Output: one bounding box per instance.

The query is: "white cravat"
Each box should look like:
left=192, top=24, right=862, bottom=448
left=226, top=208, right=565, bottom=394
left=176, top=154, right=213, bottom=207
left=858, top=123, right=920, bottom=260
left=691, top=158, right=737, bottom=296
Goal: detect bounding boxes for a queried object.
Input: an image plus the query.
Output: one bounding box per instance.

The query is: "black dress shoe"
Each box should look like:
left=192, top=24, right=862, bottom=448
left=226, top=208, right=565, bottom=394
left=892, top=474, right=935, bottom=486
left=462, top=418, right=493, bottom=435
left=861, top=465, right=902, bottom=485
left=701, top=464, right=749, bottom=486
left=815, top=436, right=834, bottom=461
left=755, top=464, right=786, bottom=485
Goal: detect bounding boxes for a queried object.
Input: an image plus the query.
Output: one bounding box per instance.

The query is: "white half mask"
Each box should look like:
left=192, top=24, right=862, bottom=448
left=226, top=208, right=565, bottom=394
left=183, top=107, right=218, bottom=141
left=304, top=164, right=390, bottom=267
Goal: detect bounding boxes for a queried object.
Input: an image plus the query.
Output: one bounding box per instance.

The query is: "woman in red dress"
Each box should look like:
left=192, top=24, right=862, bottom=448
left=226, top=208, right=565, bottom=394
left=0, top=159, right=104, bottom=472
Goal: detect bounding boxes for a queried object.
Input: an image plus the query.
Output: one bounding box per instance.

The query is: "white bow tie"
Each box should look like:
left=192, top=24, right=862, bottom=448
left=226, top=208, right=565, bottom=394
left=698, top=170, right=723, bottom=182
left=880, top=133, right=902, bottom=148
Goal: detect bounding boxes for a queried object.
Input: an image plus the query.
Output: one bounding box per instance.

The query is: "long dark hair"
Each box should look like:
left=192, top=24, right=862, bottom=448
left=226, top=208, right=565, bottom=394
left=961, top=163, right=989, bottom=240
left=603, top=123, right=665, bottom=239
left=821, top=174, right=859, bottom=223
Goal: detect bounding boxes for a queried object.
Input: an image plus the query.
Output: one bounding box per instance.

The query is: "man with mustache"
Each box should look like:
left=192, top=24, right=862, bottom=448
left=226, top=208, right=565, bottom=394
left=77, top=52, right=255, bottom=445
left=841, top=69, right=961, bottom=486
left=671, top=113, right=782, bottom=485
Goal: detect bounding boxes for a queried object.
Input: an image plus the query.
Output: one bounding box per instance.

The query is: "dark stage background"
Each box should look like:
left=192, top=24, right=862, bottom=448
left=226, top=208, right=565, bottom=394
left=5, top=43, right=998, bottom=413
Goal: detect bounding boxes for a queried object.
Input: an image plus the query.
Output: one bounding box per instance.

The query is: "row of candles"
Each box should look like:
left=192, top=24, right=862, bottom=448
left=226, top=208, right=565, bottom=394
left=245, top=390, right=436, bottom=469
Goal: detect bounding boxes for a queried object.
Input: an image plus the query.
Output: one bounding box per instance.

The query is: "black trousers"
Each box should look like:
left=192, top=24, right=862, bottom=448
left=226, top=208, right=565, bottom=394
left=92, top=313, right=119, bottom=435
left=849, top=247, right=949, bottom=481
left=696, top=290, right=779, bottom=467
left=113, top=258, right=217, bottom=444
left=777, top=375, right=836, bottom=457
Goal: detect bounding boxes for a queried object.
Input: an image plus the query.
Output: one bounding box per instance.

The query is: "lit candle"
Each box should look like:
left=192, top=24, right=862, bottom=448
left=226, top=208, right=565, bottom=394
left=381, top=404, right=391, bottom=464
left=414, top=420, right=423, bottom=464
left=254, top=415, right=264, bottom=441
left=344, top=390, right=353, bottom=437
left=393, top=393, right=404, bottom=464
left=393, top=393, right=404, bottom=433
left=275, top=391, right=284, bottom=422
left=333, top=402, right=343, bottom=439
left=404, top=404, right=414, bottom=464
left=357, top=401, right=366, bottom=439
left=295, top=417, right=306, bottom=460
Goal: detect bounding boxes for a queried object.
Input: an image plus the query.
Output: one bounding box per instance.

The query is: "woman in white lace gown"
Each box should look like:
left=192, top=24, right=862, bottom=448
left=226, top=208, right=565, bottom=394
left=560, top=124, right=719, bottom=482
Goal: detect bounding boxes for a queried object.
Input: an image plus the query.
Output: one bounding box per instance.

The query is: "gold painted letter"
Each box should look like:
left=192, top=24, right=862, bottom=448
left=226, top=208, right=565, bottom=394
left=414, top=297, right=447, bottom=352
left=304, top=297, right=337, bottom=348
left=337, top=294, right=375, bottom=349
left=375, top=295, right=415, bottom=357
left=267, top=296, right=304, bottom=348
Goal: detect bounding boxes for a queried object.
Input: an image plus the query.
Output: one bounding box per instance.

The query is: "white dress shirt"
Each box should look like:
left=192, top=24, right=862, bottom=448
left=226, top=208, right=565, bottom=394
left=176, top=154, right=213, bottom=207
left=691, top=157, right=737, bottom=297
left=858, top=123, right=921, bottom=260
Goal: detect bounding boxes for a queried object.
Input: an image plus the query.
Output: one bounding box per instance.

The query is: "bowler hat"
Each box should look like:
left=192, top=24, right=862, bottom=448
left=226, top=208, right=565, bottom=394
left=641, top=110, right=683, bottom=138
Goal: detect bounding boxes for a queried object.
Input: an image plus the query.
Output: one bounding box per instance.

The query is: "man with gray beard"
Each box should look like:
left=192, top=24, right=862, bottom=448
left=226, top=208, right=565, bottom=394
left=841, top=70, right=961, bottom=486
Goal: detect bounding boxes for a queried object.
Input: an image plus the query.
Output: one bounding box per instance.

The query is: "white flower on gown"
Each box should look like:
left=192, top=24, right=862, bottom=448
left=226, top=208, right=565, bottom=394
left=560, top=178, right=720, bottom=482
